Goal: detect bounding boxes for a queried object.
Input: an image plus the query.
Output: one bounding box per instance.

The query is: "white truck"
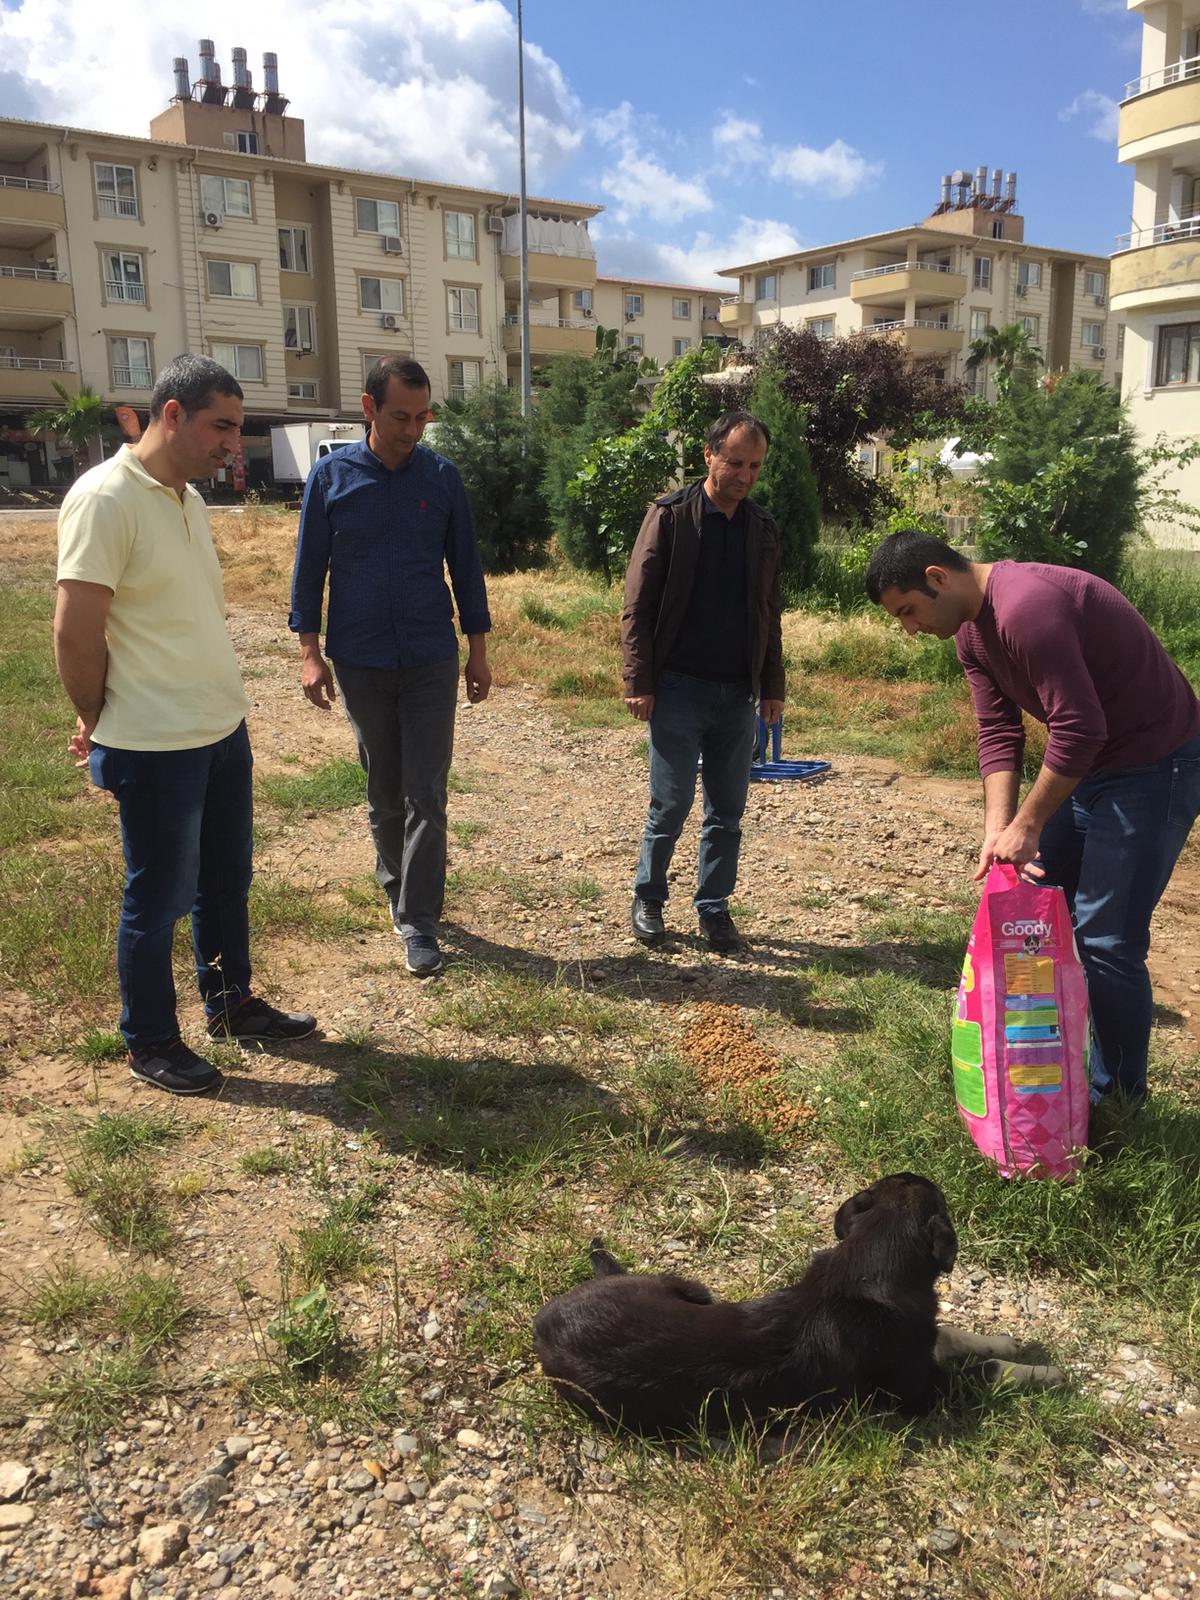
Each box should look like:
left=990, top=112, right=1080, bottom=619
left=270, top=422, right=364, bottom=485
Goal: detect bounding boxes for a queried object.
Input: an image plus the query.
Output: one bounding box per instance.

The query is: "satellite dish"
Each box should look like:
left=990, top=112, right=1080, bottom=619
left=950, top=169, right=970, bottom=186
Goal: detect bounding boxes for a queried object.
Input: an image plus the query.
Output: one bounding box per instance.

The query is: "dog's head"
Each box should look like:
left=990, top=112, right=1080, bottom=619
left=833, top=1171, right=958, bottom=1275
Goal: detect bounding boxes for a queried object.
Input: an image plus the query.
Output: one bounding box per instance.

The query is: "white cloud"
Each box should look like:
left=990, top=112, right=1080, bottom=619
left=600, top=150, right=712, bottom=224
left=713, top=114, right=764, bottom=155
left=0, top=0, right=583, bottom=190
left=769, top=137, right=882, bottom=197
left=598, top=215, right=804, bottom=289
left=1059, top=89, right=1120, bottom=143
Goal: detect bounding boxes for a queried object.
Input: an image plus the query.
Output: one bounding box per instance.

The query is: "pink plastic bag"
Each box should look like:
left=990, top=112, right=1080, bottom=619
left=952, top=863, right=1090, bottom=1180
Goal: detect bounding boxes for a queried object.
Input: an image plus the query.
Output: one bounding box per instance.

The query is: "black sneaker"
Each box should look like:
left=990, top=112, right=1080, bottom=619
left=630, top=896, right=666, bottom=945
left=405, top=935, right=444, bottom=976
left=206, top=997, right=318, bottom=1043
left=128, top=1038, right=223, bottom=1096
left=699, top=908, right=742, bottom=953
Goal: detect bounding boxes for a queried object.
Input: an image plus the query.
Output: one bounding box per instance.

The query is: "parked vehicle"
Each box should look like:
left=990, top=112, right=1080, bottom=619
left=270, top=422, right=363, bottom=484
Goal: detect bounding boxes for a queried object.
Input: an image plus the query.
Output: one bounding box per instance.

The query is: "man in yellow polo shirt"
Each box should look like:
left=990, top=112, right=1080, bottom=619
left=54, top=354, right=316, bottom=1095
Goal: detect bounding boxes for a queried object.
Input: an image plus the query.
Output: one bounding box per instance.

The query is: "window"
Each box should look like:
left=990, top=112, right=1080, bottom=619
left=992, top=219, right=1005, bottom=239
left=95, top=162, right=137, bottom=219
left=359, top=276, right=404, bottom=314
left=362, top=352, right=390, bottom=384
left=756, top=272, right=777, bottom=300
left=573, top=289, right=593, bottom=314
left=973, top=255, right=992, bottom=290
left=672, top=297, right=691, bottom=319
left=444, top=210, right=476, bottom=259
left=201, top=175, right=252, bottom=219
left=1018, top=261, right=1042, bottom=289
left=105, top=252, right=145, bottom=304
left=1081, top=320, right=1104, bottom=349
left=206, top=260, right=258, bottom=299
left=807, top=263, right=834, bottom=291
left=283, top=305, right=316, bottom=352
left=448, top=358, right=481, bottom=401
left=1116, top=324, right=1125, bottom=360
left=278, top=227, right=311, bottom=273
left=1084, top=270, right=1106, bottom=299
left=807, top=316, right=834, bottom=340
left=1155, top=322, right=1200, bottom=385
left=970, top=309, right=990, bottom=339
left=625, top=292, right=644, bottom=318
left=211, top=342, right=263, bottom=382
left=625, top=333, right=644, bottom=351
left=356, top=196, right=401, bottom=235
left=964, top=364, right=982, bottom=396
left=110, top=335, right=151, bottom=387
left=288, top=380, right=318, bottom=401
left=236, top=131, right=258, bottom=154
left=672, top=337, right=691, bottom=357
left=1018, top=314, right=1040, bottom=339
left=448, top=286, right=479, bottom=334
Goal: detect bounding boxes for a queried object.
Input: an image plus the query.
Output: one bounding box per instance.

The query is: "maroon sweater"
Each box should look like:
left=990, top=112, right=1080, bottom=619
left=955, top=562, right=1200, bottom=779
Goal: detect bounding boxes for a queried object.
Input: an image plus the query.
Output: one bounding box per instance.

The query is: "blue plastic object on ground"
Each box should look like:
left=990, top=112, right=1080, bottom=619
left=750, top=716, right=831, bottom=783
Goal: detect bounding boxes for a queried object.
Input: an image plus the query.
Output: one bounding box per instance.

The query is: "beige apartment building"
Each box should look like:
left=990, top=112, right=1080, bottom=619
left=0, top=41, right=599, bottom=487
left=718, top=170, right=1122, bottom=407
left=590, top=276, right=723, bottom=367
left=1110, top=0, right=1200, bottom=537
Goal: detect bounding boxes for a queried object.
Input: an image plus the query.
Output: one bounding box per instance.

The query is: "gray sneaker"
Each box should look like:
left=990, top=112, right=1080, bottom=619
left=405, top=935, right=444, bottom=976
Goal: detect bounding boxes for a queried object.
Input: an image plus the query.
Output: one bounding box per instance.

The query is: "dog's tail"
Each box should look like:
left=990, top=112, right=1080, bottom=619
left=589, top=1238, right=626, bottom=1278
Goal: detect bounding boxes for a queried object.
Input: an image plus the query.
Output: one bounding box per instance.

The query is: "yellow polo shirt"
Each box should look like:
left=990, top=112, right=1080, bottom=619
left=56, top=446, right=250, bottom=751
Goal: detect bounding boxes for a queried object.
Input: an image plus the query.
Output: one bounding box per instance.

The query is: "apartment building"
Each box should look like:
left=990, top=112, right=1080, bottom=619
left=0, top=40, right=599, bottom=487
left=718, top=169, right=1121, bottom=403
left=590, top=276, right=723, bottom=366
left=1110, top=0, right=1200, bottom=530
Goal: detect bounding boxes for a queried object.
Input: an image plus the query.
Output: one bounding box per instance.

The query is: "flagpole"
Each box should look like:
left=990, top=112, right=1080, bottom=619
left=517, top=0, right=531, bottom=416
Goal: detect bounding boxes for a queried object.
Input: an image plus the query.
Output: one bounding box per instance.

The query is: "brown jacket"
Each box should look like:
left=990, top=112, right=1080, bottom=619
left=620, top=481, right=785, bottom=701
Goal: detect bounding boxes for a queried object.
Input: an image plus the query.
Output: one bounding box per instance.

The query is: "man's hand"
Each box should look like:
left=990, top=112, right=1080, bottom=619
left=68, top=713, right=98, bottom=769
left=760, top=698, right=784, bottom=726
left=625, top=694, right=654, bottom=722
left=465, top=645, right=491, bottom=704
left=300, top=649, right=337, bottom=710
left=975, top=817, right=1044, bottom=881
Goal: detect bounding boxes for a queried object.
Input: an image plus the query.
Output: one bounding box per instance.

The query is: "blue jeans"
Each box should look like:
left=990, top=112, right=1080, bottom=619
left=634, top=671, right=758, bottom=915
left=89, top=722, right=254, bottom=1048
left=1038, top=733, right=1200, bottom=1103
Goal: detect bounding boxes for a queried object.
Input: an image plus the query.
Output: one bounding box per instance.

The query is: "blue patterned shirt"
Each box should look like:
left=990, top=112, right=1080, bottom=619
left=289, top=439, right=491, bottom=668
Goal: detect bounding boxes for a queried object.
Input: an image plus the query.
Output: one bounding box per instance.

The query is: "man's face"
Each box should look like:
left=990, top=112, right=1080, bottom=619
left=168, top=392, right=244, bottom=479
left=363, top=378, right=433, bottom=461
left=704, top=425, right=766, bottom=509
left=878, top=570, right=964, bottom=639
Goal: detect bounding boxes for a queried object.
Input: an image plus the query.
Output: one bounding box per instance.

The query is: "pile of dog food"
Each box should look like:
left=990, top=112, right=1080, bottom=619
left=679, top=1001, right=814, bottom=1137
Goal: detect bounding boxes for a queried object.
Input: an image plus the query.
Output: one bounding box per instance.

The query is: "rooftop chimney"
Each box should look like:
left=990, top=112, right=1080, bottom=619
left=1005, top=171, right=1018, bottom=205
left=261, top=51, right=289, bottom=115
left=991, top=167, right=1002, bottom=197
left=197, top=38, right=226, bottom=105
left=231, top=46, right=255, bottom=109
left=172, top=56, right=192, bottom=101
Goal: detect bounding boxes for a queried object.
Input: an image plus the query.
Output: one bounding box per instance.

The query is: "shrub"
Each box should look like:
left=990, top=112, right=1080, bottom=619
left=432, top=378, right=552, bottom=572
left=749, top=360, right=822, bottom=596
left=560, top=423, right=678, bottom=578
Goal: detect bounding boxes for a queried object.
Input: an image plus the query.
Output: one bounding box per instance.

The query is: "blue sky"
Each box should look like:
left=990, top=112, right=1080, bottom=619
left=0, top=0, right=1140, bottom=285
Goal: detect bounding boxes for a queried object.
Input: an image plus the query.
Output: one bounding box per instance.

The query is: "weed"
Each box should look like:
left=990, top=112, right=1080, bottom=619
left=23, top=1259, right=112, bottom=1330
left=291, top=1185, right=384, bottom=1285
left=450, top=819, right=488, bottom=847
left=266, top=1284, right=344, bottom=1373
left=431, top=964, right=640, bottom=1042
left=1, top=1140, right=49, bottom=1174
left=170, top=1171, right=207, bottom=1200
left=75, top=1108, right=182, bottom=1161
left=447, top=768, right=477, bottom=795
left=112, top=1272, right=190, bottom=1345
left=65, top=1153, right=173, bottom=1257
left=28, top=1348, right=160, bottom=1443
left=239, top=1146, right=296, bottom=1178
left=564, top=876, right=602, bottom=907
left=74, top=1029, right=127, bottom=1064
left=258, top=757, right=366, bottom=814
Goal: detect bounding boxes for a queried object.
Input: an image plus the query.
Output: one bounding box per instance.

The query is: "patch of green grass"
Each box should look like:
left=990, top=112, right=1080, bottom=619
left=0, top=850, right=123, bottom=1008
left=801, top=621, right=960, bottom=684
left=0, top=586, right=86, bottom=850
left=23, top=1259, right=112, bottom=1330
left=431, top=964, right=641, bottom=1041
left=519, top=590, right=620, bottom=632
left=65, top=1153, right=174, bottom=1257
left=1, top=1140, right=49, bottom=1175
left=564, top=876, right=602, bottom=907
left=74, top=1108, right=182, bottom=1161
left=1119, top=550, right=1200, bottom=686
left=450, top=819, right=488, bottom=847
left=258, top=757, right=366, bottom=814
left=111, top=1271, right=190, bottom=1345
left=291, top=1184, right=385, bottom=1285
left=239, top=1146, right=297, bottom=1178
left=249, top=873, right=376, bottom=940
left=28, top=1348, right=161, bottom=1443
left=447, top=768, right=477, bottom=795
left=547, top=668, right=620, bottom=699
left=74, top=1029, right=127, bottom=1064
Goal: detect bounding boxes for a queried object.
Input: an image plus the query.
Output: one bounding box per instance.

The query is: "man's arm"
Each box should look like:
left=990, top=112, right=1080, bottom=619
left=975, top=765, right=1080, bottom=880
left=621, top=501, right=670, bottom=717
left=289, top=469, right=336, bottom=709
left=54, top=580, right=112, bottom=765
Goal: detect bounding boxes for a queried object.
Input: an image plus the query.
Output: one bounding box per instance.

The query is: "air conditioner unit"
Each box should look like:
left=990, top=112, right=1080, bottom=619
left=1093, top=293, right=1106, bottom=306
left=300, top=342, right=313, bottom=353
left=202, top=210, right=223, bottom=228
left=223, top=133, right=237, bottom=149
left=1092, top=345, right=1105, bottom=358
left=382, top=235, right=403, bottom=254
left=485, top=215, right=504, bottom=235
left=1015, top=283, right=1027, bottom=296
left=381, top=313, right=398, bottom=330
left=625, top=311, right=636, bottom=322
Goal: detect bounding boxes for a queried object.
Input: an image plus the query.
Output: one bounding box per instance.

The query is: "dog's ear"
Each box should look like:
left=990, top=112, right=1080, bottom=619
left=833, top=1189, right=875, bottom=1240
left=589, top=1239, right=626, bottom=1278
left=927, top=1214, right=958, bottom=1275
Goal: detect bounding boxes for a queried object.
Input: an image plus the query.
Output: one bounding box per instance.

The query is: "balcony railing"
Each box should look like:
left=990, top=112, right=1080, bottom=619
left=859, top=319, right=961, bottom=335
left=852, top=260, right=956, bottom=281
left=98, top=194, right=139, bottom=219
left=105, top=280, right=146, bottom=303
left=1125, top=53, right=1200, bottom=100
left=112, top=364, right=152, bottom=387
left=0, top=174, right=61, bottom=193
left=0, top=355, right=74, bottom=370
left=449, top=314, right=480, bottom=333
left=502, top=313, right=593, bottom=331
left=0, top=264, right=67, bottom=282
left=1115, top=215, right=1200, bottom=250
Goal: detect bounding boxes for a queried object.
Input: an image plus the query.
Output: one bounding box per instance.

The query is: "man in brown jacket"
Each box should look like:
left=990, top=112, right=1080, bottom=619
left=622, top=410, right=784, bottom=952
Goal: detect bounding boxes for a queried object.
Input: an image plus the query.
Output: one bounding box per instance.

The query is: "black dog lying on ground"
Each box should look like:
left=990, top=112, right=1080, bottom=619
left=533, top=1172, right=1060, bottom=1435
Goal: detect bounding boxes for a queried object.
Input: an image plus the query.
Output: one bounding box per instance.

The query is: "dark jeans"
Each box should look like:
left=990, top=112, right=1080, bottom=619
left=634, top=670, right=758, bottom=916
left=331, top=655, right=459, bottom=939
left=1038, top=733, right=1200, bottom=1103
left=89, top=722, right=254, bottom=1048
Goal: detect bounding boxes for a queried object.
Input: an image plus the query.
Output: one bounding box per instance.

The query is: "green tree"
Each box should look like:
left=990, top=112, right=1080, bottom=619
left=964, top=322, right=1044, bottom=403
left=560, top=422, right=678, bottom=579
left=27, top=382, right=106, bottom=473
left=536, top=345, right=643, bottom=538
left=748, top=359, right=822, bottom=595
left=432, top=377, right=552, bottom=573
left=647, top=342, right=723, bottom=477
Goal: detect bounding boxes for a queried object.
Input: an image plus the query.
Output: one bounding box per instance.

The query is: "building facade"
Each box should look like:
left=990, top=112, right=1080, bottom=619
left=591, top=276, right=723, bottom=367
left=718, top=171, right=1122, bottom=403
left=1111, top=0, right=1200, bottom=538
left=0, top=41, right=599, bottom=487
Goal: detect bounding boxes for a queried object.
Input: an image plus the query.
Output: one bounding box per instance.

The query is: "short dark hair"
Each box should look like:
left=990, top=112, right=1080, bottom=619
left=365, top=356, right=431, bottom=409
left=706, top=409, right=770, bottom=454
left=864, top=529, right=972, bottom=604
left=149, top=354, right=242, bottom=420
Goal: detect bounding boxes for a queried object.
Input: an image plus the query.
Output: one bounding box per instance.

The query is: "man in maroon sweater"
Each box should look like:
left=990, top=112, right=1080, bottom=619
left=866, top=530, right=1200, bottom=1105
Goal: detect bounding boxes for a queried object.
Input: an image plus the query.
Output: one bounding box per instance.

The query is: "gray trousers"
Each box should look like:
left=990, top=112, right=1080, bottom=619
left=331, top=656, right=460, bottom=940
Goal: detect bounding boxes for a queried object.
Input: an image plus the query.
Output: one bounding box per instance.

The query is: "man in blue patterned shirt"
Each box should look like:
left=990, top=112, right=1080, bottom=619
left=289, top=357, right=492, bottom=976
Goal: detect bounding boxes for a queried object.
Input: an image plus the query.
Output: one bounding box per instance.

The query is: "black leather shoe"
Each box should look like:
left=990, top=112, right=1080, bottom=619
left=699, top=909, right=742, bottom=953
left=630, top=896, right=666, bottom=944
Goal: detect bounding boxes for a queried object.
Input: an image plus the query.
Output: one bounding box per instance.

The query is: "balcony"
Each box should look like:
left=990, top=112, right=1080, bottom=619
left=105, top=280, right=146, bottom=305
left=1111, top=217, right=1200, bottom=312
left=701, top=313, right=723, bottom=338
left=502, top=314, right=595, bottom=358
left=0, top=356, right=78, bottom=403
left=499, top=215, right=596, bottom=293
left=856, top=319, right=963, bottom=356
left=0, top=265, right=72, bottom=318
left=0, top=174, right=66, bottom=231
left=850, top=261, right=967, bottom=304
left=718, top=298, right=752, bottom=327
left=112, top=364, right=153, bottom=389
left=1119, top=60, right=1200, bottom=158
